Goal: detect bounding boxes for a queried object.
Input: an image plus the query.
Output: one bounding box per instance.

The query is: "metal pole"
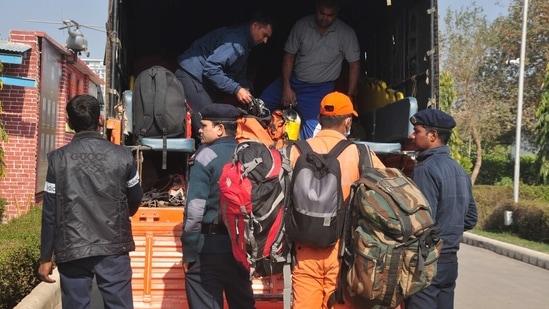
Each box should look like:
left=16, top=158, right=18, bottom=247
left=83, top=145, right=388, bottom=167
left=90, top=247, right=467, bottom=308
left=513, top=0, right=529, bottom=203
left=109, top=0, right=119, bottom=117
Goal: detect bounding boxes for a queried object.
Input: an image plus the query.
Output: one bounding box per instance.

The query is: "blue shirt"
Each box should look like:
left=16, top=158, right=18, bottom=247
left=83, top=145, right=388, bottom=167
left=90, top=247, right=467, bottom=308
left=177, top=24, right=253, bottom=95
left=411, top=146, right=478, bottom=256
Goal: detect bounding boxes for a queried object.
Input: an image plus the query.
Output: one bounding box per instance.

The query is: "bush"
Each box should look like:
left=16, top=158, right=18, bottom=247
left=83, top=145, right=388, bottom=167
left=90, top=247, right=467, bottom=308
left=475, top=154, right=543, bottom=185
left=473, top=185, right=549, bottom=244
left=0, top=206, right=41, bottom=309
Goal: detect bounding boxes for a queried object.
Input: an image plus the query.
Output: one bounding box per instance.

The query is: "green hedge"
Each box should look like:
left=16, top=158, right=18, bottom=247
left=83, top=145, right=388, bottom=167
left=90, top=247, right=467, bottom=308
left=475, top=154, right=543, bottom=185
left=0, top=206, right=41, bottom=309
left=473, top=185, right=549, bottom=243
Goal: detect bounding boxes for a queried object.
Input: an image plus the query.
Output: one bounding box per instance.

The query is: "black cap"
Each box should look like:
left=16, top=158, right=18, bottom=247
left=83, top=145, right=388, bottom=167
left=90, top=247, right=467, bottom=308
left=410, top=109, right=456, bottom=129
left=199, top=103, right=241, bottom=121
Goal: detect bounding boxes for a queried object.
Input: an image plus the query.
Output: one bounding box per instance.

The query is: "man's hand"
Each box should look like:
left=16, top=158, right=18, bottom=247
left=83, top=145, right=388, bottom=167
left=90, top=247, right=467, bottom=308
left=236, top=88, right=253, bottom=104
left=282, top=87, right=297, bottom=108
left=183, top=262, right=190, bottom=273
left=38, top=261, right=56, bottom=283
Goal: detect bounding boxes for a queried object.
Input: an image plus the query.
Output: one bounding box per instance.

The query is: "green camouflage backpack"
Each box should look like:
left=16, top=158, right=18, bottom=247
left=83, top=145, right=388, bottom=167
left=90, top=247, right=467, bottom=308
left=331, top=167, right=443, bottom=309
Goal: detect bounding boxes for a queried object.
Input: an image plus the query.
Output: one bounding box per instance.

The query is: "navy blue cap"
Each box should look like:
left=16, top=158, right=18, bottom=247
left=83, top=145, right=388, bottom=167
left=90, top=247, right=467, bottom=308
left=410, top=109, right=456, bottom=129
left=199, top=103, right=241, bottom=121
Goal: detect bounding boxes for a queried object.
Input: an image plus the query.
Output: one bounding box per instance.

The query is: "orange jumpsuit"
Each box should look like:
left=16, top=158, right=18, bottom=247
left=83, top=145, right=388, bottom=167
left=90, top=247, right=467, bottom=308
left=289, top=129, right=386, bottom=309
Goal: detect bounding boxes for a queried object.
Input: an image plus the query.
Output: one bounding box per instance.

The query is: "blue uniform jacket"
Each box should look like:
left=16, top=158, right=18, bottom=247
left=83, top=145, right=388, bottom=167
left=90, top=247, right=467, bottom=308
left=177, top=24, right=253, bottom=96
left=411, top=146, right=478, bottom=258
left=181, top=136, right=236, bottom=263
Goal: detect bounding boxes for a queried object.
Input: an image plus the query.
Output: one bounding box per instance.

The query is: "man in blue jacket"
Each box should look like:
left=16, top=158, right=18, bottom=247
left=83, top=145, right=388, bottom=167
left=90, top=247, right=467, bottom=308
left=175, top=12, right=273, bottom=139
left=181, top=103, right=254, bottom=309
left=405, top=109, right=478, bottom=309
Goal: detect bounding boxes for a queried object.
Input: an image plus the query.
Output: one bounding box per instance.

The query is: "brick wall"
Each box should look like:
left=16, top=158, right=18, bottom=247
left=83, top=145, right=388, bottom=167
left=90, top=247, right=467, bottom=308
left=0, top=32, right=41, bottom=221
left=0, top=31, right=95, bottom=221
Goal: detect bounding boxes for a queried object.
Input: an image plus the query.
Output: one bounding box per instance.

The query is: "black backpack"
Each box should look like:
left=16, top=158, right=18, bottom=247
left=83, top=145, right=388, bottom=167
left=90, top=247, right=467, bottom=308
left=133, top=66, right=187, bottom=168
left=285, top=140, right=371, bottom=248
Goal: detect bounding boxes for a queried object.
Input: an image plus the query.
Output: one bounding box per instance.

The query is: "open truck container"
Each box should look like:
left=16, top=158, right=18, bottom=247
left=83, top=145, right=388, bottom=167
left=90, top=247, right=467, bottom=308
left=105, top=0, right=439, bottom=307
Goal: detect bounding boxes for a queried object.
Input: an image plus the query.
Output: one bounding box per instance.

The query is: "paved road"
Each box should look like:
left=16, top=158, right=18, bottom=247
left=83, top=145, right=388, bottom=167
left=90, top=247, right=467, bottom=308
left=455, top=243, right=549, bottom=308
left=90, top=242, right=549, bottom=309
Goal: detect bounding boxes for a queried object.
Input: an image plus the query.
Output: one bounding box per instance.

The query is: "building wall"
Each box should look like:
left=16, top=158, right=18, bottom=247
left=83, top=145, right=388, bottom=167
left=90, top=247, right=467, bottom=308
left=0, top=30, right=96, bottom=221
left=0, top=32, right=41, bottom=221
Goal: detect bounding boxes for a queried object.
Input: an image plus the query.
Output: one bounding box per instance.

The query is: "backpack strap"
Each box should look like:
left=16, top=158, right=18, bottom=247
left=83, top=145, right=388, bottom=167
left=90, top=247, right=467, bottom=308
left=282, top=262, right=292, bottom=309
left=293, top=140, right=313, bottom=155
left=138, top=69, right=156, bottom=138
left=150, top=67, right=171, bottom=169
left=279, top=142, right=294, bottom=309
left=294, top=139, right=352, bottom=158
left=327, top=139, right=353, bottom=158
left=151, top=67, right=169, bottom=131
left=356, top=143, right=373, bottom=177
left=327, top=141, right=370, bottom=308
left=328, top=178, right=357, bottom=308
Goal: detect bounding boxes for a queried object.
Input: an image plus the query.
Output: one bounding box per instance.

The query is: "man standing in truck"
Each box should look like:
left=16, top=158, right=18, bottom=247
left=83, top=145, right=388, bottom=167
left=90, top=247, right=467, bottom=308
left=38, top=95, right=143, bottom=309
left=259, top=0, right=360, bottom=139
left=181, top=104, right=254, bottom=309
left=175, top=12, right=273, bottom=140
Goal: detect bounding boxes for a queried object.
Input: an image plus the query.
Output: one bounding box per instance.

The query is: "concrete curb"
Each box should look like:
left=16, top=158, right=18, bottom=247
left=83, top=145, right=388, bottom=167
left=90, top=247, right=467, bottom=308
left=14, top=268, right=61, bottom=309
left=462, top=231, right=549, bottom=270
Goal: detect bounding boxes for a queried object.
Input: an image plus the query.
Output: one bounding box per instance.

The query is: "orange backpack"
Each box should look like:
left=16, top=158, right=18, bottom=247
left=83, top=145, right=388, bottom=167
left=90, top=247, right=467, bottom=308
left=236, top=115, right=285, bottom=149
left=267, top=110, right=286, bottom=142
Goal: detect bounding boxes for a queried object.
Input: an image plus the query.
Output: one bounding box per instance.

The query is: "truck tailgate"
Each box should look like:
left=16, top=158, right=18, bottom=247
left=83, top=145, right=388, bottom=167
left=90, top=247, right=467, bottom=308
left=130, top=207, right=285, bottom=308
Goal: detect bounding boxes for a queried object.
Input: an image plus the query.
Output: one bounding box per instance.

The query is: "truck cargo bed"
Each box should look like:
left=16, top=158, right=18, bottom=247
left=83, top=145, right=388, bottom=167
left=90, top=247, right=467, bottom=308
left=130, top=207, right=286, bottom=308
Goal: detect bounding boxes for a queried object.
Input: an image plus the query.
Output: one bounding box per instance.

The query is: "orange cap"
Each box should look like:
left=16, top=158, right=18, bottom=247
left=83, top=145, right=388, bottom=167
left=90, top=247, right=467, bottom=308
left=319, top=91, right=358, bottom=117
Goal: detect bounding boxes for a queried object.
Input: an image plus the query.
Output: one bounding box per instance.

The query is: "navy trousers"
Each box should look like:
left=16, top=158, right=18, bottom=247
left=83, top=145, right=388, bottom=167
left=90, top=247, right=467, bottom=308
left=175, top=68, right=214, bottom=140
left=57, top=254, right=133, bottom=309
left=185, top=251, right=255, bottom=309
left=405, top=261, right=459, bottom=309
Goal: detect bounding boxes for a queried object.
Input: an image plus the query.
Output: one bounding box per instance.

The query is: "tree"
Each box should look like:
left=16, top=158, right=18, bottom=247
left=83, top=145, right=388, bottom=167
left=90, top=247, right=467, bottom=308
left=535, top=63, right=549, bottom=182
left=439, top=70, right=472, bottom=173
left=440, top=0, right=549, bottom=184
left=440, top=4, right=513, bottom=184
left=0, top=60, right=8, bottom=177
left=491, top=0, right=549, bottom=144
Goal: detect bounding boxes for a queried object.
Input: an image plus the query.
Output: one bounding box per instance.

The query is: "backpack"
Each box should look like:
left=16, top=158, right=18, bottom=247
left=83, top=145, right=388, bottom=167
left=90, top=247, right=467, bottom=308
left=218, top=140, right=292, bottom=277
left=332, top=167, right=443, bottom=308
left=132, top=65, right=188, bottom=169
left=268, top=108, right=301, bottom=142
left=284, top=140, right=371, bottom=248
left=235, top=115, right=285, bottom=149
left=235, top=98, right=287, bottom=149
left=133, top=65, right=187, bottom=140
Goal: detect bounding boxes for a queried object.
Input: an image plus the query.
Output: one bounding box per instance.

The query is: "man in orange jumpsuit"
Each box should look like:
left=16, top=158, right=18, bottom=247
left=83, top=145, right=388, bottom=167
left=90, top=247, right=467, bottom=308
left=288, top=91, right=385, bottom=308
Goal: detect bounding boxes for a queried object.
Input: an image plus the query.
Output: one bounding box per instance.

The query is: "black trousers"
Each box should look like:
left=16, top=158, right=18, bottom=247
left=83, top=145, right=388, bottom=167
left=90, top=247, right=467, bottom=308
left=57, top=254, right=133, bottom=309
left=185, top=251, right=255, bottom=309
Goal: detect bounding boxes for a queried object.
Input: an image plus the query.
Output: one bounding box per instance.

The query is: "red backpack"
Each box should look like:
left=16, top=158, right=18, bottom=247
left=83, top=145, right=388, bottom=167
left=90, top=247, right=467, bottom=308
left=218, top=140, right=292, bottom=277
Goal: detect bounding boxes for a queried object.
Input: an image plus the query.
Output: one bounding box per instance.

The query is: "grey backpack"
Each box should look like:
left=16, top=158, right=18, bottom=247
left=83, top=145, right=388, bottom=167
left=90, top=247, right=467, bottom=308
left=285, top=140, right=371, bottom=248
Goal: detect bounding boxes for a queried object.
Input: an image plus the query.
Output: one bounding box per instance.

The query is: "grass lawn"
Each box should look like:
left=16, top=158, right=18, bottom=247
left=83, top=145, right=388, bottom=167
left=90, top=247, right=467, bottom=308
left=470, top=229, right=549, bottom=254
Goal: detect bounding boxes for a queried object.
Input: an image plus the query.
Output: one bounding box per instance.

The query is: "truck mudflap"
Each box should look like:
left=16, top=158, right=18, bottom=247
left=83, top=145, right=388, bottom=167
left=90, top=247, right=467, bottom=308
left=130, top=206, right=285, bottom=308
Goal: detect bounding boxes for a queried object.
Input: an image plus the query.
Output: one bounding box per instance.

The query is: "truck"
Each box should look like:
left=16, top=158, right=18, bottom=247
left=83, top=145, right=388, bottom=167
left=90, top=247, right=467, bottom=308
left=104, top=0, right=439, bottom=307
